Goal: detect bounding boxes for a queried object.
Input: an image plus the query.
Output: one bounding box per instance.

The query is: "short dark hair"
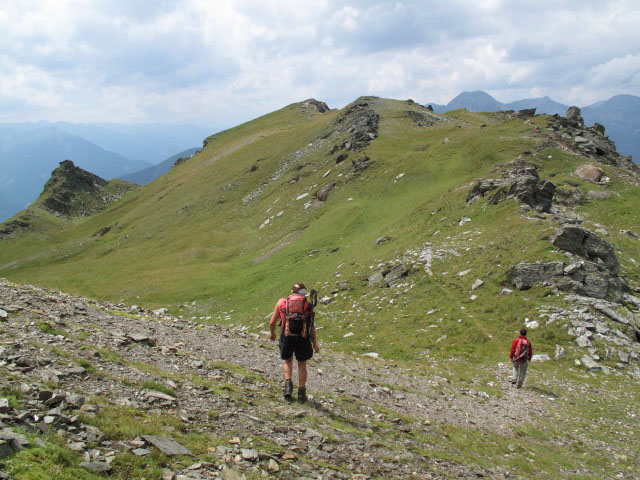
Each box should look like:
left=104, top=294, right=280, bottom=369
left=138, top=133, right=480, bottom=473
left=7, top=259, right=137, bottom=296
left=520, top=328, right=527, bottom=336
left=292, top=282, right=306, bottom=292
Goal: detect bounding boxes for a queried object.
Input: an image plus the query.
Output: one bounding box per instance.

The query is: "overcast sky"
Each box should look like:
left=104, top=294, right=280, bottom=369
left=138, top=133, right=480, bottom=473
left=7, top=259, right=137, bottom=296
left=1, top=0, right=639, bottom=129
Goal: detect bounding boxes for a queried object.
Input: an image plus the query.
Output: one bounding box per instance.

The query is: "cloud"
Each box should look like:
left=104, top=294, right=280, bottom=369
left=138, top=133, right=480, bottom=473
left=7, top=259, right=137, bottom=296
left=0, top=0, right=639, bottom=125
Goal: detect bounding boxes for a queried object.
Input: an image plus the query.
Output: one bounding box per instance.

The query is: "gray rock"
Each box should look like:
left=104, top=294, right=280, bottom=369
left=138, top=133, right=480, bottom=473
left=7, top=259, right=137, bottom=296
left=596, top=306, right=629, bottom=325
left=0, top=309, right=7, bottom=320
left=554, top=344, right=565, bottom=361
left=146, top=390, right=176, bottom=402
left=127, top=332, right=157, bottom=346
left=132, top=448, right=151, bottom=456
left=566, top=106, right=584, bottom=125
left=319, top=296, right=334, bottom=305
left=574, top=164, right=605, bottom=183
left=315, top=183, right=336, bottom=202
left=241, top=448, right=259, bottom=461
left=375, top=236, right=391, bottom=245
left=80, top=461, right=112, bottom=474
left=0, top=441, right=14, bottom=459
left=384, top=264, right=409, bottom=287
left=576, top=335, right=592, bottom=348
left=471, top=279, right=484, bottom=291
left=142, top=435, right=194, bottom=456
left=551, top=226, right=618, bottom=273
left=0, top=399, right=10, bottom=414
left=221, top=468, right=247, bottom=480
left=368, top=264, right=389, bottom=287
left=531, top=354, right=550, bottom=361
left=580, top=355, right=601, bottom=372
left=507, top=261, right=564, bottom=290
left=66, top=394, right=86, bottom=408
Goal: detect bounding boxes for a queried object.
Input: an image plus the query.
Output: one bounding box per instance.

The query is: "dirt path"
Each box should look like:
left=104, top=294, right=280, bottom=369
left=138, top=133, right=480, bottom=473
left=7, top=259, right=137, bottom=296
left=0, top=280, right=555, bottom=479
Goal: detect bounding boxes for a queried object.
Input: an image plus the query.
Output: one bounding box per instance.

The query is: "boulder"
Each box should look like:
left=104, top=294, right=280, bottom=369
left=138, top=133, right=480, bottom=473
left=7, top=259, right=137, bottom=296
left=574, top=164, right=605, bottom=183
left=551, top=226, right=618, bottom=272
left=80, top=461, right=112, bottom=474
left=566, top=106, right=584, bottom=125
left=315, top=183, right=336, bottom=202
left=592, top=122, right=605, bottom=135
left=507, top=261, right=564, bottom=290
left=384, top=264, right=409, bottom=287
left=368, top=264, right=390, bottom=287
left=554, top=344, right=565, bottom=361
left=580, top=355, right=601, bottom=372
left=141, top=435, right=194, bottom=456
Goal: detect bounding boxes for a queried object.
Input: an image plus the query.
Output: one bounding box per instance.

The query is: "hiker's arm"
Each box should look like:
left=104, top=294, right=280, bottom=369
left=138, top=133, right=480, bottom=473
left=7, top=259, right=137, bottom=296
left=269, top=304, right=280, bottom=341
left=509, top=339, right=517, bottom=360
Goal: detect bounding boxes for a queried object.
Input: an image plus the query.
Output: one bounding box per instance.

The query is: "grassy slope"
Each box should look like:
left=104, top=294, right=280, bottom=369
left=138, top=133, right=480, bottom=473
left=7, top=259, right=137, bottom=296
left=1, top=98, right=640, bottom=478
left=1, top=99, right=639, bottom=367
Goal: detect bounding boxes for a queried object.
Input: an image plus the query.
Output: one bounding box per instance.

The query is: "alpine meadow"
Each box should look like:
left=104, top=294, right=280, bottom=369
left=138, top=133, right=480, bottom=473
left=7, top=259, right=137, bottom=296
left=1, top=97, right=640, bottom=480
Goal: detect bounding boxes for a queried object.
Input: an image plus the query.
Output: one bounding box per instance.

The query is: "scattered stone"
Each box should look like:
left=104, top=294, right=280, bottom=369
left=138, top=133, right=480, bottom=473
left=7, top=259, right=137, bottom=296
left=319, top=296, right=334, bottom=305
left=268, top=458, right=279, bottom=473
left=471, top=279, right=483, bottom=291
left=132, top=448, right=151, bottom=456
left=376, top=236, right=391, bottom=245
left=0, top=309, right=7, bottom=320
left=531, top=354, right=550, bottom=361
left=127, top=332, right=157, bottom=346
left=241, top=448, right=259, bottom=461
left=141, top=435, right=194, bottom=456
left=554, top=344, right=565, bottom=361
left=146, top=390, right=176, bottom=402
left=80, top=461, right=112, bottom=474
left=580, top=355, right=601, bottom=372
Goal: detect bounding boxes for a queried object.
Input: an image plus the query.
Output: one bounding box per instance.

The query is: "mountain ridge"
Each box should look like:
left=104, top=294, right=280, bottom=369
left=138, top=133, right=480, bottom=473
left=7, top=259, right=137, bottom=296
left=426, top=91, right=640, bottom=162
left=1, top=96, right=640, bottom=478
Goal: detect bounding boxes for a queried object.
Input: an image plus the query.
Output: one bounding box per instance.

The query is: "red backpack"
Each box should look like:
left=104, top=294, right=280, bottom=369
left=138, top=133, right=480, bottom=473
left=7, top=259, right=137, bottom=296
left=513, top=338, right=530, bottom=362
left=281, top=293, right=312, bottom=338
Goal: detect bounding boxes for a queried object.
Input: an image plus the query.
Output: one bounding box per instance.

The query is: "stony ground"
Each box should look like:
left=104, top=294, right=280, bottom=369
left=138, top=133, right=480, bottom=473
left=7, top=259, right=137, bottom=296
left=0, top=279, right=638, bottom=479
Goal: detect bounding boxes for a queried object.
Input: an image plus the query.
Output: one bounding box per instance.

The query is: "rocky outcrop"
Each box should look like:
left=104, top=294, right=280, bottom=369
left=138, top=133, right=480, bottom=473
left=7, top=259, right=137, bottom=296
left=368, top=263, right=409, bottom=287
left=546, top=112, right=639, bottom=173
left=331, top=98, right=380, bottom=152
left=467, top=159, right=556, bottom=212
left=39, top=160, right=138, bottom=217
left=508, top=226, right=627, bottom=300
left=566, top=106, right=584, bottom=126
left=551, top=226, right=619, bottom=273
left=302, top=99, right=330, bottom=113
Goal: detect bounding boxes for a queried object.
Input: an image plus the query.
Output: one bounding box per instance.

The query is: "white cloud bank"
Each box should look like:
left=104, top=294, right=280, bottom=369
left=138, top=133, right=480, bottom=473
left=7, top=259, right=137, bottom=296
left=0, top=0, right=639, bottom=127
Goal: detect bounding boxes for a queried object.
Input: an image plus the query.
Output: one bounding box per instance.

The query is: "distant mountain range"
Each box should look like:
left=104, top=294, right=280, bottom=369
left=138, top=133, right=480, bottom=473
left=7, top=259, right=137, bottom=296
left=120, top=148, right=200, bottom=185
left=426, top=92, right=640, bottom=163
left=0, top=122, right=214, bottom=221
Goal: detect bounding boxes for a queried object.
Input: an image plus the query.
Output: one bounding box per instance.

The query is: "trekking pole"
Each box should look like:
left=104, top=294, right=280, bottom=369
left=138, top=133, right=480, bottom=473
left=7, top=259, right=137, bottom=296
left=310, top=289, right=318, bottom=307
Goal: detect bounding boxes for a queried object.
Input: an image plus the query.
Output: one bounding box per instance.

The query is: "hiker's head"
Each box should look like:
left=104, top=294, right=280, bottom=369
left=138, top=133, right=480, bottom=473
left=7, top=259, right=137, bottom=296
left=520, top=328, right=527, bottom=336
left=292, top=282, right=307, bottom=295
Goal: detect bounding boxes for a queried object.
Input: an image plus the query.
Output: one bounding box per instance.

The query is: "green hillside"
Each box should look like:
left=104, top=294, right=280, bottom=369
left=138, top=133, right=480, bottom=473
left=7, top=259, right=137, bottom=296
left=1, top=97, right=639, bottom=367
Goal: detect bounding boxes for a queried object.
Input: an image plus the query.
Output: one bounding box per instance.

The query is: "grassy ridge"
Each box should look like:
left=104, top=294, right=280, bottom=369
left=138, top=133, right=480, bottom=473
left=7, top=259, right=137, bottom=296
left=1, top=98, right=639, bottom=367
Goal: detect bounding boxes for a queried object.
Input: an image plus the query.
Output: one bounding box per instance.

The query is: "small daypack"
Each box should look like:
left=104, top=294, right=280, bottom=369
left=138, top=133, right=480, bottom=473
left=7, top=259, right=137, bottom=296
left=513, top=338, right=530, bottom=362
left=282, top=293, right=311, bottom=338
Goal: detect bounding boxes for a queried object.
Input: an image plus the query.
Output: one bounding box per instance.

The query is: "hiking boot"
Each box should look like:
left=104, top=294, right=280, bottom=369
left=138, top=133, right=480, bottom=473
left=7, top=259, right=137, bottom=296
left=283, top=380, right=293, bottom=400
left=297, top=387, right=307, bottom=404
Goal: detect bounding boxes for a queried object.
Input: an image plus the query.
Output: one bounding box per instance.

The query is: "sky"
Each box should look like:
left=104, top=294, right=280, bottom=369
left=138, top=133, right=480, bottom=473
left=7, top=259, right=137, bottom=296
left=1, top=0, right=639, bottom=129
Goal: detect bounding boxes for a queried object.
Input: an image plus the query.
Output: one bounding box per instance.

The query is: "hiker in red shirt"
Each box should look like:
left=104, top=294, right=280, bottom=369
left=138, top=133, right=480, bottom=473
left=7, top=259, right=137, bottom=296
left=269, top=283, right=319, bottom=403
left=509, top=328, right=533, bottom=388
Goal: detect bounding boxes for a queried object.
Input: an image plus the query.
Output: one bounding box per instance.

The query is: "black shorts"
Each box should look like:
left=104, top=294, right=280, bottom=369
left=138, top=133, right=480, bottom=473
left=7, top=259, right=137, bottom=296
left=279, top=335, right=313, bottom=362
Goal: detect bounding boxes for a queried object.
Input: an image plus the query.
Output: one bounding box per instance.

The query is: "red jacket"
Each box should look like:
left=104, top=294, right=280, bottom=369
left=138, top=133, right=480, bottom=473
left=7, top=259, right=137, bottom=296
left=510, top=336, right=532, bottom=361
